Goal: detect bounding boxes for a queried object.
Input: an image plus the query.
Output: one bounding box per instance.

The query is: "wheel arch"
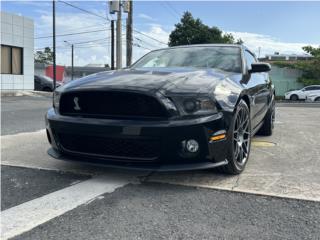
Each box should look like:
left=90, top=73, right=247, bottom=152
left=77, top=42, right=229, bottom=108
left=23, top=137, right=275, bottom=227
left=240, top=95, right=251, bottom=111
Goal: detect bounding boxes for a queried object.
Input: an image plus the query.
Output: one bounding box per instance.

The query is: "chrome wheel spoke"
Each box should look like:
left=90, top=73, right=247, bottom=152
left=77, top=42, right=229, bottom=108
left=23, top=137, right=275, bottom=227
left=239, top=147, right=244, bottom=162
left=233, top=105, right=251, bottom=165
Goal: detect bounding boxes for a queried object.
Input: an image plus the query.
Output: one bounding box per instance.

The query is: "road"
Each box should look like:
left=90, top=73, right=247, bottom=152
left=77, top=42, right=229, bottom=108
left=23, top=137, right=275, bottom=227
left=1, top=95, right=320, bottom=240
left=1, top=95, right=51, bottom=135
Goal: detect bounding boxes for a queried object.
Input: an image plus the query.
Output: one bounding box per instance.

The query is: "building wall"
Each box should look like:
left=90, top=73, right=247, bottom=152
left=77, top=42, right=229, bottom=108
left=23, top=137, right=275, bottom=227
left=0, top=12, right=34, bottom=90
left=270, top=65, right=304, bottom=96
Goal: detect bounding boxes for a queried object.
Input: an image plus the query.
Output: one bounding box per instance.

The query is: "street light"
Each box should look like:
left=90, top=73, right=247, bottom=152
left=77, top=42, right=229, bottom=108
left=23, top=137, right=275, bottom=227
left=64, top=40, right=74, bottom=80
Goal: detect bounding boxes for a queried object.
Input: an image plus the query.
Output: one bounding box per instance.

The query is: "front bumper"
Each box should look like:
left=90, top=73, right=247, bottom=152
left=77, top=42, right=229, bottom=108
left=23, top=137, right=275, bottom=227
left=45, top=108, right=231, bottom=171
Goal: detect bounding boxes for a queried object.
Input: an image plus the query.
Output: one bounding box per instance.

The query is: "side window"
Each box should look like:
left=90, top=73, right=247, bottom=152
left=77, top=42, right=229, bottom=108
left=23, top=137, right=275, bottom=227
left=304, top=87, right=312, bottom=91
left=308, top=86, right=320, bottom=91
left=244, top=50, right=256, bottom=71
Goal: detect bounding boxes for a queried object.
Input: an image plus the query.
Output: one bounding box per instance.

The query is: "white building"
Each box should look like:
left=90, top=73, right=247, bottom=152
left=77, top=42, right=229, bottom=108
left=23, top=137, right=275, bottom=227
left=1, top=12, right=34, bottom=91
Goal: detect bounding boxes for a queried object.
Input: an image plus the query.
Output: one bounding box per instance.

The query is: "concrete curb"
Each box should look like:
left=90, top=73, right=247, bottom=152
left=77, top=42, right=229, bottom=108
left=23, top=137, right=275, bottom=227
left=1, top=91, right=52, bottom=98
left=276, top=101, right=320, bottom=107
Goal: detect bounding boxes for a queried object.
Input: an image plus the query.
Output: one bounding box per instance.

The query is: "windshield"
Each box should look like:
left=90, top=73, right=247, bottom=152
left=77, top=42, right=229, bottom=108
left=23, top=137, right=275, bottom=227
left=132, top=46, right=242, bottom=73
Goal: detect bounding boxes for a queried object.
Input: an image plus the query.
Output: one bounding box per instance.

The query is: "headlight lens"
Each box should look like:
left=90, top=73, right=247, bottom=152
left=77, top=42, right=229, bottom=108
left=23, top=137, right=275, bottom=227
left=53, top=91, right=61, bottom=109
left=171, top=96, right=217, bottom=116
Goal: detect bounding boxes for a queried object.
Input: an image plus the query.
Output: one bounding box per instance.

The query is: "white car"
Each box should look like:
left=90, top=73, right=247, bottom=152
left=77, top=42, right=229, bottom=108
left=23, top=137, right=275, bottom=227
left=306, top=93, right=320, bottom=102
left=284, top=85, right=320, bottom=101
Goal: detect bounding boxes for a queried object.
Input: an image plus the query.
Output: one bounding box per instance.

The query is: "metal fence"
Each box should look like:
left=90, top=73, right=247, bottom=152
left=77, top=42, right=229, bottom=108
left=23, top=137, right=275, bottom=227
left=269, top=65, right=304, bottom=96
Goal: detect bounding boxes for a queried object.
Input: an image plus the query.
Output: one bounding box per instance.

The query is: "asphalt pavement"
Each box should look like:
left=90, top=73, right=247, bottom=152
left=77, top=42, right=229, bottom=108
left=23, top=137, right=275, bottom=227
left=1, top=95, right=51, bottom=135
left=1, top=95, right=320, bottom=240
left=1, top=165, right=89, bottom=210
left=13, top=183, right=320, bottom=240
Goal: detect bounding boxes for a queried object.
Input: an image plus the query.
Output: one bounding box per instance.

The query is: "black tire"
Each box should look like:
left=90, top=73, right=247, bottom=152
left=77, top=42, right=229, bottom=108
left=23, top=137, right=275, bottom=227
left=218, top=100, right=251, bottom=175
left=315, top=97, right=320, bottom=102
left=290, top=94, right=298, bottom=101
left=257, top=96, right=275, bottom=136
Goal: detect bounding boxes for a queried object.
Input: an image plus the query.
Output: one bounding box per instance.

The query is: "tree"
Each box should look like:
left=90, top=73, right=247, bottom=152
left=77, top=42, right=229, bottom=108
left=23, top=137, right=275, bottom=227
left=168, top=12, right=241, bottom=46
left=296, top=46, right=320, bottom=85
left=34, top=47, right=53, bottom=64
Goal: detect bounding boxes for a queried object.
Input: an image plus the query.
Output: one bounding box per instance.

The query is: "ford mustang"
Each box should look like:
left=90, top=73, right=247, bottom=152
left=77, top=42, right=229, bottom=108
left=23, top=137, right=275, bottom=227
left=46, top=44, right=275, bottom=174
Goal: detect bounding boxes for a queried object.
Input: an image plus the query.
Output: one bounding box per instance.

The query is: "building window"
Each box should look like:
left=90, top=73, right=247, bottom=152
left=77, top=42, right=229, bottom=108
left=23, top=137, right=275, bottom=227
left=1, top=45, right=23, bottom=75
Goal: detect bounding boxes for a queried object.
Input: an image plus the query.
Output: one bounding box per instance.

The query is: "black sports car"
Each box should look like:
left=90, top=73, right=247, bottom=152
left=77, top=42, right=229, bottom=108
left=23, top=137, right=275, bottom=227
left=34, top=75, right=61, bottom=92
left=46, top=44, right=275, bottom=174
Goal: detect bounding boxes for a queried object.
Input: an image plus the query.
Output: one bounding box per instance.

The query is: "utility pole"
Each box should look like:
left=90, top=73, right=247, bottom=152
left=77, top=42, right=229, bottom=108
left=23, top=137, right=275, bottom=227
left=52, top=0, right=56, bottom=89
left=71, top=44, right=74, bottom=80
left=111, top=20, right=115, bottom=70
left=126, top=0, right=132, bottom=67
left=116, top=1, right=122, bottom=69
left=64, top=41, right=74, bottom=80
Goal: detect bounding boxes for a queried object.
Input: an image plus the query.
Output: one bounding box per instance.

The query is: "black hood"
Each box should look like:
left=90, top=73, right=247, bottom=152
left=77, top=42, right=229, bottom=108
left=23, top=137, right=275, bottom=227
left=61, top=67, right=239, bottom=95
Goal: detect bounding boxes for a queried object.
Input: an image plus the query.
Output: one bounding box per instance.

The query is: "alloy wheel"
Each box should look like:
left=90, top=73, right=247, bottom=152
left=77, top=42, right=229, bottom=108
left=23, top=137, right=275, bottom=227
left=233, top=106, right=251, bottom=165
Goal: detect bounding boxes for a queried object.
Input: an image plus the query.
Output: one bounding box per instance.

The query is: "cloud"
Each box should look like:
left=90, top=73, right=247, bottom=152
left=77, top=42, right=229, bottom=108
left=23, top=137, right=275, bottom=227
left=227, top=31, right=318, bottom=57
left=137, top=13, right=156, bottom=21
left=35, top=8, right=317, bottom=67
left=34, top=10, right=170, bottom=67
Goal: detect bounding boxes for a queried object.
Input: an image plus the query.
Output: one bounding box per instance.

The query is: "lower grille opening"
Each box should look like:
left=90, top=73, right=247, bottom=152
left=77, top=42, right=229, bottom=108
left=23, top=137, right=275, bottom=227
left=58, top=133, right=160, bottom=161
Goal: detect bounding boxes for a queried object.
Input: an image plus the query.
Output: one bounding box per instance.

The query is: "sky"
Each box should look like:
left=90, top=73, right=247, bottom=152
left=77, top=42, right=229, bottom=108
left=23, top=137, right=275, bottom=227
left=2, top=1, right=320, bottom=67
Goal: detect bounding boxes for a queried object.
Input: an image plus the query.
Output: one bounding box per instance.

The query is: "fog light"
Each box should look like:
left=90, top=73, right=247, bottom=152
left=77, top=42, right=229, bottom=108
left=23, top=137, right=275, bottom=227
left=186, top=139, right=199, bottom=153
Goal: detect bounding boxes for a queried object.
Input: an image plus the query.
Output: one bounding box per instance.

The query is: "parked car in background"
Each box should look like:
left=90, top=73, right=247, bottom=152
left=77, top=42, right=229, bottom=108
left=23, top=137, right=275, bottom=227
left=284, top=85, right=320, bottom=101
left=306, top=93, right=320, bottom=102
left=46, top=44, right=275, bottom=175
left=34, top=75, right=61, bottom=92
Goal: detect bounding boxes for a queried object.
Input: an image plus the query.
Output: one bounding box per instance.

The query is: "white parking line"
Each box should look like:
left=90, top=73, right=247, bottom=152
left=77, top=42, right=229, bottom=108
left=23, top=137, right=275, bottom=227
left=1, top=175, right=133, bottom=240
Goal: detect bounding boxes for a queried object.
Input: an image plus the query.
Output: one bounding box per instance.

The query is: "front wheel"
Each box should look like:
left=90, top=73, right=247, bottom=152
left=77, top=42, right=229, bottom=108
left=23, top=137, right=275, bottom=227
left=218, top=100, right=251, bottom=175
left=290, top=94, right=298, bottom=101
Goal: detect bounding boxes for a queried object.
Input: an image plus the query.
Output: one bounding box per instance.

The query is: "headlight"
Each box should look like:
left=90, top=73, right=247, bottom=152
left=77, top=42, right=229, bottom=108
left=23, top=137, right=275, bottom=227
left=53, top=91, right=61, bottom=109
left=170, top=96, right=217, bottom=116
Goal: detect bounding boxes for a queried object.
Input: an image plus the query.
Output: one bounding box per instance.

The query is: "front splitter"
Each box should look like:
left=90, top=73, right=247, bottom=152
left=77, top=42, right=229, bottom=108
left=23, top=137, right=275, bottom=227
left=48, top=148, right=228, bottom=172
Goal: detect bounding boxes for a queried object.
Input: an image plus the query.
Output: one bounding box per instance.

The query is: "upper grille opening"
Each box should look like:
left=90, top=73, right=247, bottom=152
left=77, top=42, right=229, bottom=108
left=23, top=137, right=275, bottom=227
left=59, top=91, right=168, bottom=119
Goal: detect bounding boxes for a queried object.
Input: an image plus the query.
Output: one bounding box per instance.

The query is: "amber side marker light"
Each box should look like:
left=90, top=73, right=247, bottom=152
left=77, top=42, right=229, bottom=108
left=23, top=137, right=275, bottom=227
left=210, top=133, right=226, bottom=142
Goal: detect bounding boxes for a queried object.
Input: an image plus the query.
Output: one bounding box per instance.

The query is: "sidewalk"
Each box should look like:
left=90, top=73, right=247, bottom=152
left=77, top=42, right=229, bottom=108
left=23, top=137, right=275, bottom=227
left=1, top=90, right=52, bottom=98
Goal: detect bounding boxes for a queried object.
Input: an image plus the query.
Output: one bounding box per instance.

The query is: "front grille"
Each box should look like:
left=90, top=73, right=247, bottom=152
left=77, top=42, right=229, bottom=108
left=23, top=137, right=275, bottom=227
left=59, top=91, right=168, bottom=119
left=58, top=133, right=160, bottom=161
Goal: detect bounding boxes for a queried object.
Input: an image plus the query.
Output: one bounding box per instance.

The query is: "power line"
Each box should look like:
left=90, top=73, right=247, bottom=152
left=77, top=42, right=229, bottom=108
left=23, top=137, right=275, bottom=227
left=58, top=0, right=109, bottom=21
left=165, top=2, right=181, bottom=18
left=35, top=29, right=109, bottom=39
left=133, top=29, right=167, bottom=45
left=161, top=2, right=179, bottom=21
left=134, top=36, right=158, bottom=49
left=56, top=1, right=167, bottom=48
left=133, top=43, right=151, bottom=51
left=71, top=37, right=112, bottom=45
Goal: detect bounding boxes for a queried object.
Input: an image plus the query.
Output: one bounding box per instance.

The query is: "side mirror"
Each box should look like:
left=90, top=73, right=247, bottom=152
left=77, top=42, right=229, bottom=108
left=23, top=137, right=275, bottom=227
left=249, top=62, right=271, bottom=73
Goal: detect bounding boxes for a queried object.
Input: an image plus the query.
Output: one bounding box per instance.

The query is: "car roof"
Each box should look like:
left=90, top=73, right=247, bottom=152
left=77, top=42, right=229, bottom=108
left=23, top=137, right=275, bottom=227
left=154, top=43, right=245, bottom=51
